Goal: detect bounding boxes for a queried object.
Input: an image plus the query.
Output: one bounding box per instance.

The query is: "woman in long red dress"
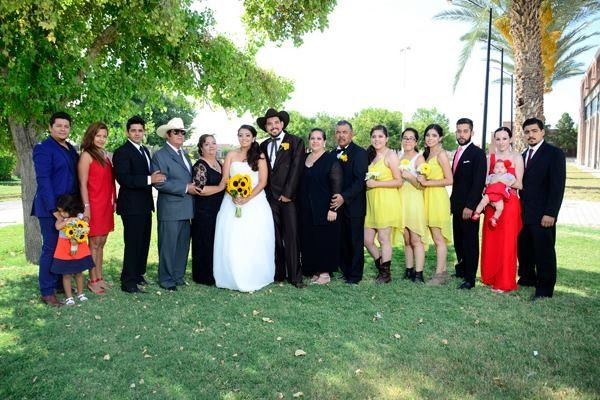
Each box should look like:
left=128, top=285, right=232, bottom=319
left=480, top=127, right=524, bottom=292
left=78, top=122, right=116, bottom=294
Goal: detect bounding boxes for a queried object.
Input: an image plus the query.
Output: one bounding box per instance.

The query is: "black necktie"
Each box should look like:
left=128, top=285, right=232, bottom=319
left=336, top=147, right=346, bottom=154
left=139, top=146, right=150, bottom=170
left=269, top=136, right=281, bottom=164
left=526, top=148, right=533, bottom=168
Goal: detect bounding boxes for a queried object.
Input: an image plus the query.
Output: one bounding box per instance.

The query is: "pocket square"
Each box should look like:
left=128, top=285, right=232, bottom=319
left=462, top=160, right=471, bottom=164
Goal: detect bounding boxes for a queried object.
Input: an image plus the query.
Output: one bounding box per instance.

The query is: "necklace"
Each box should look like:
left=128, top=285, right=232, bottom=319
left=202, top=157, right=220, bottom=170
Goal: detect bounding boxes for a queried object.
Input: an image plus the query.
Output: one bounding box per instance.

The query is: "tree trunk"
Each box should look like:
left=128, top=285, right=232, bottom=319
left=510, top=0, right=545, bottom=151
left=8, top=118, right=42, bottom=263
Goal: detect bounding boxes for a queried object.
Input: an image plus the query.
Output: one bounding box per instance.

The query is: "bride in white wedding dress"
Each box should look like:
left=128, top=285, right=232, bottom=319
left=213, top=124, right=275, bottom=292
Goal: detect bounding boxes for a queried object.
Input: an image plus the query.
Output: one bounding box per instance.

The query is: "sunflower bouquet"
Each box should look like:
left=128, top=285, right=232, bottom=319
left=417, top=162, right=431, bottom=177
left=227, top=173, right=253, bottom=217
left=62, top=218, right=90, bottom=255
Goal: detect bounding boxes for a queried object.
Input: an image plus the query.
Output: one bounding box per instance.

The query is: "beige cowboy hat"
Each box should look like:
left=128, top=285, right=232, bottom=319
left=156, top=117, right=187, bottom=138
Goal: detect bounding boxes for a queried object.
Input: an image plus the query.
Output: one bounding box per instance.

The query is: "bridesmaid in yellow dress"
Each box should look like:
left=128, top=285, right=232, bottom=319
left=416, top=124, right=453, bottom=286
left=399, top=128, right=428, bottom=283
left=364, top=125, right=403, bottom=284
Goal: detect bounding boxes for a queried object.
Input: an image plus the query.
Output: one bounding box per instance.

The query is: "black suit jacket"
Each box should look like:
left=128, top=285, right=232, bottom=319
left=450, top=143, right=487, bottom=214
left=331, top=141, right=368, bottom=219
left=520, top=141, right=566, bottom=225
left=113, top=140, right=154, bottom=215
left=260, top=131, right=305, bottom=201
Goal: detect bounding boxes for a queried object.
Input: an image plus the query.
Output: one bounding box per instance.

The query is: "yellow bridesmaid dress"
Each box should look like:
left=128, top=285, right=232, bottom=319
left=400, top=154, right=428, bottom=243
left=365, top=154, right=403, bottom=244
left=423, top=155, right=452, bottom=243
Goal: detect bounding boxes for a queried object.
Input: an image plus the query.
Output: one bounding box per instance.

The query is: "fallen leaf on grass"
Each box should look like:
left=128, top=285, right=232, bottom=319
left=130, top=383, right=135, bottom=388
left=32, top=376, right=37, bottom=383
left=252, top=310, right=260, bottom=316
left=418, top=318, right=423, bottom=324
left=144, top=354, right=152, bottom=358
left=156, top=291, right=162, bottom=296
left=276, top=392, right=284, bottom=399
left=372, top=312, right=382, bottom=321
left=292, top=392, right=304, bottom=398
left=355, top=369, right=363, bottom=375
left=94, top=315, right=101, bottom=320
left=276, top=337, right=282, bottom=341
left=475, top=319, right=480, bottom=325
left=103, top=354, right=111, bottom=361
left=262, top=317, right=274, bottom=323
left=533, top=350, right=538, bottom=356
left=139, top=379, right=144, bottom=385
left=394, top=334, right=401, bottom=339
left=441, top=339, right=448, bottom=345
left=294, top=349, right=306, bottom=357
left=135, top=335, right=140, bottom=339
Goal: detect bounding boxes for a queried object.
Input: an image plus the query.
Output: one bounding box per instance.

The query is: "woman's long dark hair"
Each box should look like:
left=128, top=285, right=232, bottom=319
left=422, top=124, right=444, bottom=160
left=81, top=122, right=109, bottom=166
left=239, top=124, right=261, bottom=171
left=367, top=125, right=388, bottom=163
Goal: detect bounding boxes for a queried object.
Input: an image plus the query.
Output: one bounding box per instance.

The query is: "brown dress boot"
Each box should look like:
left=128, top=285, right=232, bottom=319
left=41, top=294, right=63, bottom=307
left=376, top=261, right=392, bottom=284
left=373, top=257, right=382, bottom=281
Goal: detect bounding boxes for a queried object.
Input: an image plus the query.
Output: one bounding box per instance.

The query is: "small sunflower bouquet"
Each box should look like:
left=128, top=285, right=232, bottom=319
left=62, top=218, right=90, bottom=255
left=417, top=162, right=431, bottom=178
left=227, top=173, right=253, bottom=217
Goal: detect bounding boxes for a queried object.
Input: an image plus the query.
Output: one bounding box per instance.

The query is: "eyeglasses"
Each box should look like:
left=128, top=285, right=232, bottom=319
left=170, top=130, right=186, bottom=136
left=402, top=137, right=416, bottom=141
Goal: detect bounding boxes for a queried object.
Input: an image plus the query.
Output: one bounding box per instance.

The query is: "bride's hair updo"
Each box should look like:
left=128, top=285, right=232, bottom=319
left=239, top=124, right=261, bottom=171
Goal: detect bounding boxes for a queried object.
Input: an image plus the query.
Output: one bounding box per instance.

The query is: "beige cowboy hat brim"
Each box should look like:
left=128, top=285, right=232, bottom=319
left=156, top=117, right=187, bottom=138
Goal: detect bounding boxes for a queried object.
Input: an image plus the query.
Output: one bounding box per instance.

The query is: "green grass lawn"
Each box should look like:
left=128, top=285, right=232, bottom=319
left=1, top=223, right=599, bottom=400
left=564, top=163, right=600, bottom=202
left=0, top=179, right=21, bottom=201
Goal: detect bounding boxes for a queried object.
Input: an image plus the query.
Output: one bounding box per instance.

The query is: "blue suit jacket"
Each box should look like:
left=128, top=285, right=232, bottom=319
left=31, top=137, right=79, bottom=217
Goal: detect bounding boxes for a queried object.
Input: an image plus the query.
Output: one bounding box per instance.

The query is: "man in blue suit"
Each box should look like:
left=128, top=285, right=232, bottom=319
left=151, top=118, right=200, bottom=291
left=32, top=111, right=80, bottom=306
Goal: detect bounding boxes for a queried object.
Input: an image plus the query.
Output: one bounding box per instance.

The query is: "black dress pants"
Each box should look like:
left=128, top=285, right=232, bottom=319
left=453, top=214, right=480, bottom=285
left=518, top=224, right=557, bottom=297
left=339, top=207, right=365, bottom=283
left=269, top=199, right=303, bottom=285
left=120, top=213, right=152, bottom=289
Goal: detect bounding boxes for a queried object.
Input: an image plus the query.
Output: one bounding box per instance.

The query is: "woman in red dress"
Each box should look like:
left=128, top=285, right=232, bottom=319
left=480, top=126, right=524, bottom=292
left=78, top=122, right=116, bottom=294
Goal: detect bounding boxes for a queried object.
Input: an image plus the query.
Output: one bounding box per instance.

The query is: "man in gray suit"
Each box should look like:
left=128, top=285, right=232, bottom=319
left=151, top=118, right=200, bottom=291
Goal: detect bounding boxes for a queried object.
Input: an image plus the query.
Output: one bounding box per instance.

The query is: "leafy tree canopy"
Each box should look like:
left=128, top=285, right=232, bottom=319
left=350, top=108, right=403, bottom=149
left=548, top=112, right=577, bottom=155
left=407, top=107, right=457, bottom=152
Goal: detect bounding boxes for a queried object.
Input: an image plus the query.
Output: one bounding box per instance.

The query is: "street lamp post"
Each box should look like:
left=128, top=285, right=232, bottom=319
left=447, top=1, right=493, bottom=149
left=399, top=46, right=411, bottom=131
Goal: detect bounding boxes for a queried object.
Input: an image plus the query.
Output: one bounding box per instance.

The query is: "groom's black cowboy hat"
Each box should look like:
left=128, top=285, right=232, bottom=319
left=256, top=108, right=290, bottom=132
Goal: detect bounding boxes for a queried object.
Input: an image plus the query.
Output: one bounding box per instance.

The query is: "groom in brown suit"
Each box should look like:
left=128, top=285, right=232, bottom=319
left=258, top=109, right=306, bottom=288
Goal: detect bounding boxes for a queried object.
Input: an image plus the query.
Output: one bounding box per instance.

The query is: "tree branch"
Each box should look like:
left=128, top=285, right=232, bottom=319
left=77, top=24, right=118, bottom=83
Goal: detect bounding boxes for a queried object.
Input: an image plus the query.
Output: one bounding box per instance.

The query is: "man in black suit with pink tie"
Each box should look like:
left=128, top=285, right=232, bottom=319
left=518, top=117, right=566, bottom=299
left=450, top=118, right=487, bottom=290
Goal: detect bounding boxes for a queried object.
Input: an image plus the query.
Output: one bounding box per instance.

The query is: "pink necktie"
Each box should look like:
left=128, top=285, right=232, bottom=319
left=452, top=146, right=464, bottom=173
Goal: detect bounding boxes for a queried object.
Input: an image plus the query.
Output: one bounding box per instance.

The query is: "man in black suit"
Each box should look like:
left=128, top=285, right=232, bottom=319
left=113, top=116, right=165, bottom=293
left=518, top=117, right=566, bottom=299
left=258, top=109, right=306, bottom=288
left=330, top=120, right=368, bottom=284
left=450, top=118, right=487, bottom=289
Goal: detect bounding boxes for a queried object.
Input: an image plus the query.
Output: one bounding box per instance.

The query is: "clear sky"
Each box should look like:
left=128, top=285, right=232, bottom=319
left=192, top=0, right=600, bottom=145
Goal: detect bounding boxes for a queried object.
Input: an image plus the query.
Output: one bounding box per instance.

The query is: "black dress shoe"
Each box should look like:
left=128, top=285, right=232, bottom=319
left=137, top=278, right=149, bottom=286
left=458, top=281, right=474, bottom=290
left=344, top=279, right=359, bottom=285
left=517, top=279, right=536, bottom=287
left=160, top=285, right=177, bottom=291
left=294, top=282, right=307, bottom=289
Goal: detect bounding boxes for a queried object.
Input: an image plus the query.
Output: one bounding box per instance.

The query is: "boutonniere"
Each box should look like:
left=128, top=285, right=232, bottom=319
left=280, top=142, right=290, bottom=151
left=340, top=154, right=348, bottom=162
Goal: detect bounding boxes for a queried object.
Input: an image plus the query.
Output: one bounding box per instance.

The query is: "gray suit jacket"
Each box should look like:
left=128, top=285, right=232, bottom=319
left=151, top=144, right=194, bottom=221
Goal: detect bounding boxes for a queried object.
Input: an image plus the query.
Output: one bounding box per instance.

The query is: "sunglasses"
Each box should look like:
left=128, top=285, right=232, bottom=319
left=170, top=130, right=186, bottom=136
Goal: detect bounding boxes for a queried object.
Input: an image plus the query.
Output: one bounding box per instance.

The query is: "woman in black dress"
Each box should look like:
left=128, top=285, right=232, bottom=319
left=299, top=128, right=343, bottom=285
left=191, top=134, right=225, bottom=285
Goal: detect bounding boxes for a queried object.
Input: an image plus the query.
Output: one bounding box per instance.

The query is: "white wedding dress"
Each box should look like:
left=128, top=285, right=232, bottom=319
left=213, top=161, right=275, bottom=292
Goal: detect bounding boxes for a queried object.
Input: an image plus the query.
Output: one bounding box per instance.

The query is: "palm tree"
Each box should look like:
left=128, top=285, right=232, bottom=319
left=435, top=0, right=600, bottom=148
